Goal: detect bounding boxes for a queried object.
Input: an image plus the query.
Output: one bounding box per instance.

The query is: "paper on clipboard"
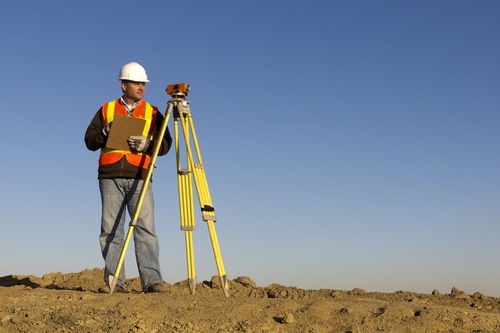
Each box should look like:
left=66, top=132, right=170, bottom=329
left=105, top=114, right=146, bottom=151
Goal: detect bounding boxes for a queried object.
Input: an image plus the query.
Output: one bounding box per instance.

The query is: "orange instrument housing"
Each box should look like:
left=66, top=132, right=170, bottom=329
left=167, top=83, right=190, bottom=97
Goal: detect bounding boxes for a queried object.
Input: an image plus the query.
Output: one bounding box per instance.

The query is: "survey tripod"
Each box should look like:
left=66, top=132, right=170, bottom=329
left=108, top=83, right=230, bottom=297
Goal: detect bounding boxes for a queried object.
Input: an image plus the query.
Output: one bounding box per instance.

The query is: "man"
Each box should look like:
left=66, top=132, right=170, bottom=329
left=84, top=62, right=172, bottom=293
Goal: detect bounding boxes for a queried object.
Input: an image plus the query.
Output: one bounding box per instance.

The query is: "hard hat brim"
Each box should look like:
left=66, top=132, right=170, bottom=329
left=119, top=78, right=150, bottom=83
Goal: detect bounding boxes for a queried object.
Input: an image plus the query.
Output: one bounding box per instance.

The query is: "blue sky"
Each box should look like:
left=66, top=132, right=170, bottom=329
left=1, top=0, right=499, bottom=296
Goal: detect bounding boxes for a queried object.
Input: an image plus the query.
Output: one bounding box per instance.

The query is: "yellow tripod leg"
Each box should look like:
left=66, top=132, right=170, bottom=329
left=178, top=110, right=230, bottom=297
left=175, top=118, right=196, bottom=295
left=206, top=218, right=229, bottom=296
left=108, top=103, right=173, bottom=294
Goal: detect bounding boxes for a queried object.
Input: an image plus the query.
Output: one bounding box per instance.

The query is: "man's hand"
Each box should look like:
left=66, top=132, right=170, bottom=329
left=128, top=135, right=150, bottom=152
left=102, top=122, right=113, bottom=136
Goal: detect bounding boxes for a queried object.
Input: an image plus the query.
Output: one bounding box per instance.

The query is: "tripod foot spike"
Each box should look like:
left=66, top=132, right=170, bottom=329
left=108, top=275, right=119, bottom=294
left=188, top=278, right=196, bottom=295
left=219, top=275, right=230, bottom=298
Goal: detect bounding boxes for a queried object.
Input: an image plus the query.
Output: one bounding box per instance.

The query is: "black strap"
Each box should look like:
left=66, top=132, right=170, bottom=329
left=201, top=205, right=215, bottom=212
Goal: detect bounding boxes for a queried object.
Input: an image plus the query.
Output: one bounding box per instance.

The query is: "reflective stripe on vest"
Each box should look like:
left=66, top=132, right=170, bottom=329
left=99, top=99, right=155, bottom=169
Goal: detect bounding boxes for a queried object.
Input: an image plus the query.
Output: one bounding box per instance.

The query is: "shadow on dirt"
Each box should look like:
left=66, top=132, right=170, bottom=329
left=0, top=275, right=40, bottom=288
left=0, top=275, right=80, bottom=291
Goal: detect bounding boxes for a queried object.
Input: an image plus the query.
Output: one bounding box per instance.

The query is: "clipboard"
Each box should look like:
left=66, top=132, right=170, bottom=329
left=105, top=114, right=146, bottom=151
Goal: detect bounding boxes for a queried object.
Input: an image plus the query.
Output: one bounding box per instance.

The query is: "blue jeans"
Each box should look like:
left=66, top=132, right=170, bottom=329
left=99, top=178, right=163, bottom=290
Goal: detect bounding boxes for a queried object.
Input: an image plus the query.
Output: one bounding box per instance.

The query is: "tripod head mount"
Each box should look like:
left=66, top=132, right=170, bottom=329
left=166, top=83, right=190, bottom=99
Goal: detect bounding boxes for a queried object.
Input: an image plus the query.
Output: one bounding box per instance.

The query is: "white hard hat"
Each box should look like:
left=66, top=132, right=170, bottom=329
left=118, top=62, right=150, bottom=82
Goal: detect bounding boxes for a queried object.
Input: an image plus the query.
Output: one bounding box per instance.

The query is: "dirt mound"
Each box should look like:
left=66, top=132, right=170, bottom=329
left=1, top=269, right=500, bottom=332
left=0, top=268, right=104, bottom=291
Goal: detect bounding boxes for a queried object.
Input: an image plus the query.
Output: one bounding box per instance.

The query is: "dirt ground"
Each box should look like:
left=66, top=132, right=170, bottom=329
left=0, top=268, right=499, bottom=333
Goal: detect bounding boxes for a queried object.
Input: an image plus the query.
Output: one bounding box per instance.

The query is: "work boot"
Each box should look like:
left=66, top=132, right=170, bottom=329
left=144, top=282, right=166, bottom=293
left=98, top=285, right=128, bottom=294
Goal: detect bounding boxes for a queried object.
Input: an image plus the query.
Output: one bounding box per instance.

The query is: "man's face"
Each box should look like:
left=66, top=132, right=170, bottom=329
left=121, top=81, right=146, bottom=102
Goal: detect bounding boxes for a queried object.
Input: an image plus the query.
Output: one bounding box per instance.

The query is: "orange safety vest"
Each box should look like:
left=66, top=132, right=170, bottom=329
left=99, top=99, right=155, bottom=169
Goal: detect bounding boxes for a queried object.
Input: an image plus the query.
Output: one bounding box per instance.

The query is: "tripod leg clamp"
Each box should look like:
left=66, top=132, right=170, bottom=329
left=201, top=205, right=216, bottom=221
